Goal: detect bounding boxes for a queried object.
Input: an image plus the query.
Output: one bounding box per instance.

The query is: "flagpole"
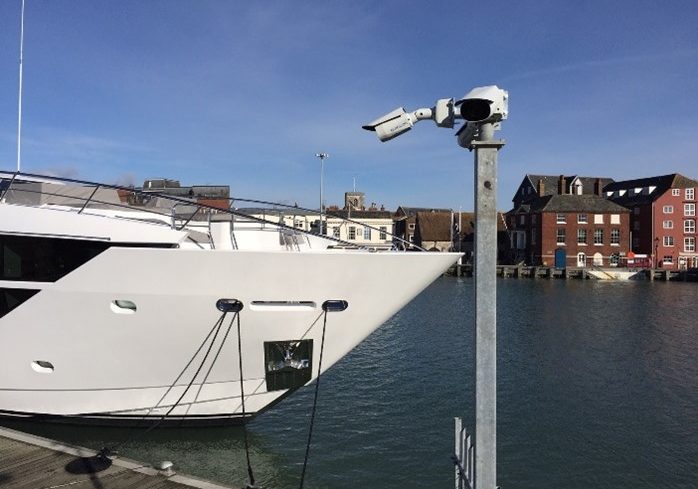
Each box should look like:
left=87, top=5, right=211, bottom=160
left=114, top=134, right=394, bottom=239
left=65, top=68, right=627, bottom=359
left=17, top=0, right=26, bottom=173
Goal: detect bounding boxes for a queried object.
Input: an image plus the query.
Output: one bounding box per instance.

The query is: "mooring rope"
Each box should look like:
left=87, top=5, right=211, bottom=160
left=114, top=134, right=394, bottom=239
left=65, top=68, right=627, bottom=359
left=107, top=311, right=231, bottom=453
left=235, top=310, right=259, bottom=489
left=297, top=309, right=329, bottom=489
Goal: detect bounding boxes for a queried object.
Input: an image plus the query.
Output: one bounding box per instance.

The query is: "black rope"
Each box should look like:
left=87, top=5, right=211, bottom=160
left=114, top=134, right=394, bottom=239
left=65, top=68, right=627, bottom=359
left=236, top=310, right=258, bottom=489
left=182, top=313, right=237, bottom=421
left=298, top=310, right=329, bottom=489
left=109, top=312, right=229, bottom=452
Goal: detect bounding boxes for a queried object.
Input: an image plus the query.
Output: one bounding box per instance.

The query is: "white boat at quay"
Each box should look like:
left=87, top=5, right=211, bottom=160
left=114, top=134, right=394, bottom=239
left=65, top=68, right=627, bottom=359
left=586, top=269, right=645, bottom=280
left=0, top=172, right=459, bottom=425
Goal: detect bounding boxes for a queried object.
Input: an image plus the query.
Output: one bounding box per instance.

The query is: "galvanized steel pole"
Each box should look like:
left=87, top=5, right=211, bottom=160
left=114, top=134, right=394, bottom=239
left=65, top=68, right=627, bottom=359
left=471, top=124, right=504, bottom=489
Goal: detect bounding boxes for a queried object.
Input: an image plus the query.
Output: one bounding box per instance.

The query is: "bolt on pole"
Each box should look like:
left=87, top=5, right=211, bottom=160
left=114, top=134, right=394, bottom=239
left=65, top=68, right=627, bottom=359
left=471, top=124, right=505, bottom=489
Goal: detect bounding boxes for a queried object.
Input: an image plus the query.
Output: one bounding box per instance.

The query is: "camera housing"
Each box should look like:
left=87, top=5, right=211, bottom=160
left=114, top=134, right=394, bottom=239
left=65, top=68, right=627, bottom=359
left=361, top=108, right=416, bottom=142
left=456, top=85, right=508, bottom=123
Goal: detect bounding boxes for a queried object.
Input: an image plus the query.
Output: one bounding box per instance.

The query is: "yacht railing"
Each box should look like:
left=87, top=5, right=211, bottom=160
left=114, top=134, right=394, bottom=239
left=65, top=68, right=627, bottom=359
left=0, top=171, right=421, bottom=251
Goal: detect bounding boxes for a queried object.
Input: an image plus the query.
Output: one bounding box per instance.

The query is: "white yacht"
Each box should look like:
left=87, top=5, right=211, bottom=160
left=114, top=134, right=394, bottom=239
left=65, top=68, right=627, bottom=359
left=0, top=172, right=459, bottom=425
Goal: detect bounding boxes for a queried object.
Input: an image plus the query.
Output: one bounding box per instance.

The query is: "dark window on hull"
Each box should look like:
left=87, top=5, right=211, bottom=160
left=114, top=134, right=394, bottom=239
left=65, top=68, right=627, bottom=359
left=0, top=288, right=39, bottom=318
left=1, top=235, right=110, bottom=282
left=0, top=234, right=176, bottom=282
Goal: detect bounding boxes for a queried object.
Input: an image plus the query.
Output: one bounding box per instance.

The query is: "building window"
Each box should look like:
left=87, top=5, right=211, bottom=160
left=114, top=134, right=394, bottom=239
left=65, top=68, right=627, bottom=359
left=594, top=214, right=604, bottom=224
left=663, top=205, right=674, bottom=214
left=685, top=220, right=696, bottom=234
left=594, top=229, right=604, bottom=245
left=610, top=253, right=620, bottom=267
left=685, top=203, right=696, bottom=216
left=672, top=188, right=681, bottom=196
left=531, top=229, right=537, bottom=245
left=577, top=229, right=587, bottom=244
left=633, top=221, right=640, bottom=231
left=364, top=227, right=371, bottom=240
left=634, top=207, right=640, bottom=215
left=685, top=237, right=696, bottom=252
left=610, top=229, right=620, bottom=245
left=519, top=215, right=526, bottom=225
left=686, top=188, right=695, bottom=200
left=663, top=255, right=673, bottom=264
left=294, top=219, right=303, bottom=228
left=663, top=236, right=674, bottom=247
left=556, top=213, right=566, bottom=224
left=610, top=214, right=620, bottom=224
left=408, top=223, right=415, bottom=230
left=379, top=226, right=387, bottom=240
left=577, top=213, right=588, bottom=224
left=633, top=237, right=640, bottom=249
left=333, top=226, right=340, bottom=238
left=663, top=220, right=673, bottom=229
left=556, top=228, right=566, bottom=245
left=348, top=226, right=356, bottom=240
left=531, top=214, right=537, bottom=225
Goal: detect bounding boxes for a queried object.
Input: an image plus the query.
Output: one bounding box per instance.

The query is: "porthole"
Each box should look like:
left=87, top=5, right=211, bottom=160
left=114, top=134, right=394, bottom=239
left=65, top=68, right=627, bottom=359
left=110, top=300, right=137, bottom=314
left=31, top=360, right=54, bottom=373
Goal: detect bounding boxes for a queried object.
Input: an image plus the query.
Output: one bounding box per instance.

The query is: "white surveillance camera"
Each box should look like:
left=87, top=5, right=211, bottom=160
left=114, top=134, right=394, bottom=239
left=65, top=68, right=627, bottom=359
left=455, top=121, right=479, bottom=149
left=456, top=85, right=508, bottom=123
left=362, top=108, right=416, bottom=142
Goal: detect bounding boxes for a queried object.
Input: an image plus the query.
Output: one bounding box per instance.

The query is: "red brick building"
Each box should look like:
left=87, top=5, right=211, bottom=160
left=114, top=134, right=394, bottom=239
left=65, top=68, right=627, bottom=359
left=507, top=175, right=630, bottom=267
left=604, top=174, right=698, bottom=269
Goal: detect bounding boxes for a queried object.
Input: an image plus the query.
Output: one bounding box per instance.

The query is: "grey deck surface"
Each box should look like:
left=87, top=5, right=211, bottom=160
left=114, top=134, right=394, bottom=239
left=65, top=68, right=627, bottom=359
left=0, top=426, right=237, bottom=489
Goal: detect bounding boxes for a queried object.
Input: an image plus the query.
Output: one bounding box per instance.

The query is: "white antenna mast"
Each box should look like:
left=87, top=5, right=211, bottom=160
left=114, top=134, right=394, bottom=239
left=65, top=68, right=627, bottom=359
left=16, top=0, right=26, bottom=173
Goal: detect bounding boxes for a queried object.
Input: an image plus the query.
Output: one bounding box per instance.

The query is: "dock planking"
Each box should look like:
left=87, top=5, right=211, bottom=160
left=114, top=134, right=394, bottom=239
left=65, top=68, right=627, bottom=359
left=0, top=426, right=237, bottom=489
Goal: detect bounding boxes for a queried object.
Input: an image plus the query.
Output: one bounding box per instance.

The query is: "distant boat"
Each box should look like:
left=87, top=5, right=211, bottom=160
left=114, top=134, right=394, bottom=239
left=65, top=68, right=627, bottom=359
left=587, top=268, right=644, bottom=280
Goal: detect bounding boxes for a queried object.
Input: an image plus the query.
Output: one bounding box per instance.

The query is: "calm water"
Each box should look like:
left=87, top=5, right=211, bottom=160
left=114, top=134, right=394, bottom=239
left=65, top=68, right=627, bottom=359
left=3, top=278, right=697, bottom=488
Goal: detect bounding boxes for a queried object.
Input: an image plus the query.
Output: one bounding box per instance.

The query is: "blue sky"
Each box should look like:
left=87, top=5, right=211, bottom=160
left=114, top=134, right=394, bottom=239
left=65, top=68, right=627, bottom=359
left=1, top=1, right=697, bottom=211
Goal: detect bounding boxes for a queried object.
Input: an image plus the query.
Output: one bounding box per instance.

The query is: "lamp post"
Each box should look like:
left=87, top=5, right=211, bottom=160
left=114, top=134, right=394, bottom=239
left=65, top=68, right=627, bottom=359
left=654, top=237, right=659, bottom=268
left=315, top=153, right=329, bottom=234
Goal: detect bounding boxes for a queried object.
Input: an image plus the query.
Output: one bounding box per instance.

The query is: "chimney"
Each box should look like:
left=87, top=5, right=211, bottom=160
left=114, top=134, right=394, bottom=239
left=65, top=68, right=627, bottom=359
left=558, top=175, right=565, bottom=194
left=537, top=178, right=545, bottom=195
left=594, top=178, right=602, bottom=196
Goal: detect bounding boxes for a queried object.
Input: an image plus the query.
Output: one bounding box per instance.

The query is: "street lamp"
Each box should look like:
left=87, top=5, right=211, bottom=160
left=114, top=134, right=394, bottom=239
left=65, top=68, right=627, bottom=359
left=315, top=152, right=329, bottom=234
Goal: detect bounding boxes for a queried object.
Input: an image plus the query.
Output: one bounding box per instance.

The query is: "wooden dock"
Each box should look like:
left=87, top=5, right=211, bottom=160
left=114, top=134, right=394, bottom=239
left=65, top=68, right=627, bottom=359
left=0, top=426, right=237, bottom=489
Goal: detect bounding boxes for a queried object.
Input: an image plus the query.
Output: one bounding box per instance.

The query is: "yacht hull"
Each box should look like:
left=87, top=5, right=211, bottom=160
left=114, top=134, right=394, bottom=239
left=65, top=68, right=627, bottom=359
left=0, top=247, right=458, bottom=425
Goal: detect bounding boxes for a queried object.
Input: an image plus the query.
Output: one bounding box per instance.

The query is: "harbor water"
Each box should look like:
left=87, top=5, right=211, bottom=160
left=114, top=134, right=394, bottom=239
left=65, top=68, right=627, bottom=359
left=3, top=277, right=696, bottom=488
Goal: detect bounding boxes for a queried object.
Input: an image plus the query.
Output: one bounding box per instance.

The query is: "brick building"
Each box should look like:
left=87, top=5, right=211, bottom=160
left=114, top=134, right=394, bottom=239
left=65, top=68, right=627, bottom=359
left=507, top=174, right=630, bottom=267
left=604, top=174, right=698, bottom=269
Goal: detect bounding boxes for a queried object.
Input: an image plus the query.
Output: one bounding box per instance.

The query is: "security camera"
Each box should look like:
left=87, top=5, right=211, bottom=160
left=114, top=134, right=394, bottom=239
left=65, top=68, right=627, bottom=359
left=362, top=108, right=416, bottom=142
left=456, top=85, right=508, bottom=123
left=362, top=86, right=508, bottom=143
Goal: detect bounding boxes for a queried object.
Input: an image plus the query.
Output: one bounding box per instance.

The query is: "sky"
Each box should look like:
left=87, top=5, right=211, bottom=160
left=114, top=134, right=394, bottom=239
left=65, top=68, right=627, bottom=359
left=1, top=1, right=697, bottom=211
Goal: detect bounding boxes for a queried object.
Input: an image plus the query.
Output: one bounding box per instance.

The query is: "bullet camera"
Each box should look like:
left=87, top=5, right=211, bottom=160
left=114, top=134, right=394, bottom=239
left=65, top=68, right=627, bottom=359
left=361, top=108, right=416, bottom=142
left=456, top=85, right=508, bottom=123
